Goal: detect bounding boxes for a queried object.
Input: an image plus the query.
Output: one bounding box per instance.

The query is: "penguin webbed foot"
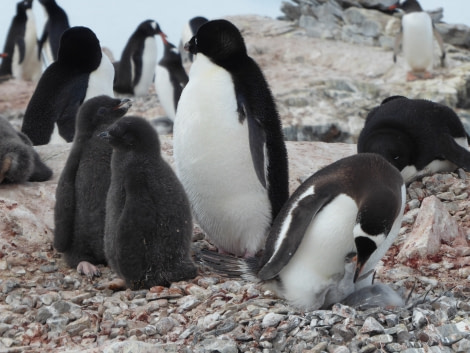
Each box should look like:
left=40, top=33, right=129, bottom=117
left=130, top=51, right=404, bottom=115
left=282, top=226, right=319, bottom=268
left=77, top=261, right=101, bottom=278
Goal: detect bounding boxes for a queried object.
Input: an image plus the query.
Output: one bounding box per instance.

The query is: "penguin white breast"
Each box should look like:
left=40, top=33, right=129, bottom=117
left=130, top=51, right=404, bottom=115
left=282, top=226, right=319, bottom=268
left=21, top=9, right=42, bottom=81
left=278, top=193, right=357, bottom=310
left=133, top=37, right=157, bottom=96
left=84, top=51, right=115, bottom=101
left=173, top=54, right=271, bottom=256
left=402, top=12, right=434, bottom=72
left=155, top=64, right=176, bottom=121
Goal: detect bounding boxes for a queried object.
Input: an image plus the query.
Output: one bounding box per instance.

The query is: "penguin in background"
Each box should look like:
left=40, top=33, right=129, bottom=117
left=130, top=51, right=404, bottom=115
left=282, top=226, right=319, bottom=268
left=0, top=116, right=52, bottom=184
left=358, top=95, right=470, bottom=184
left=179, top=16, right=208, bottom=63
left=155, top=37, right=188, bottom=122
left=54, top=95, right=132, bottom=278
left=202, top=153, right=406, bottom=311
left=113, top=20, right=167, bottom=96
left=390, top=0, right=445, bottom=81
left=100, top=116, right=198, bottom=289
left=173, top=19, right=289, bottom=257
left=37, top=0, right=70, bottom=64
left=0, top=0, right=42, bottom=81
left=21, top=26, right=115, bottom=145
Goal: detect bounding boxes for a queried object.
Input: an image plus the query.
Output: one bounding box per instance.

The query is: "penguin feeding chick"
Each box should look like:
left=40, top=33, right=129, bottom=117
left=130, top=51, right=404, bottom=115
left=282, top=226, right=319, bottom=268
left=100, top=116, right=197, bottom=289
left=114, top=20, right=167, bottom=96
left=202, top=153, right=405, bottom=311
left=54, top=95, right=132, bottom=278
left=390, top=0, right=445, bottom=81
left=173, top=19, right=289, bottom=258
left=358, top=96, right=470, bottom=184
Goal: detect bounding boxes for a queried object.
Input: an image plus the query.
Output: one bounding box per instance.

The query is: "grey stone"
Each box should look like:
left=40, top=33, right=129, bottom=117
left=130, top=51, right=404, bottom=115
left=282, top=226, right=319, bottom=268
left=262, top=312, right=286, bottom=328
left=360, top=316, right=385, bottom=335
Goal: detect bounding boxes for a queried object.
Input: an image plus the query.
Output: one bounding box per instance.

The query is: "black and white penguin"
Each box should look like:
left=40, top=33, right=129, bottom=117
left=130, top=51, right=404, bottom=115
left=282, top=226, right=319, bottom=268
left=202, top=153, right=405, bottom=310
left=37, top=0, right=70, bottom=64
left=358, top=95, right=470, bottom=184
left=155, top=38, right=188, bottom=122
left=390, top=0, right=445, bottom=81
left=100, top=116, right=198, bottom=289
left=54, top=95, right=132, bottom=278
left=179, top=16, right=208, bottom=63
left=21, top=26, right=115, bottom=145
left=0, top=116, right=52, bottom=184
left=0, top=0, right=42, bottom=81
left=114, top=20, right=166, bottom=96
left=173, top=19, right=289, bottom=257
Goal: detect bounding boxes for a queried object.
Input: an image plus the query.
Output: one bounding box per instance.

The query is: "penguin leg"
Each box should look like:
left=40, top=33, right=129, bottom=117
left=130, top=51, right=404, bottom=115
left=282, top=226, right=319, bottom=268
left=77, top=261, right=101, bottom=278
left=433, top=26, right=446, bottom=67
left=0, top=156, right=12, bottom=183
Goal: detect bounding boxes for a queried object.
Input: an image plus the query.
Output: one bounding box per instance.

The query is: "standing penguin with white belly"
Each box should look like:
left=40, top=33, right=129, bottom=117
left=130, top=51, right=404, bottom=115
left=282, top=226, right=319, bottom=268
left=391, top=0, right=445, bottom=81
left=114, top=20, right=166, bottom=96
left=174, top=19, right=289, bottom=258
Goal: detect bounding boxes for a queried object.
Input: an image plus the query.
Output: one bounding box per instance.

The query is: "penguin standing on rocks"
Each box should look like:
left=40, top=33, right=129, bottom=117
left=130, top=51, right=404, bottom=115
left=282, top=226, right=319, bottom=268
left=100, top=116, right=198, bottom=289
left=38, top=0, right=70, bottom=64
left=54, top=95, right=132, bottom=278
left=21, top=26, right=115, bottom=145
left=358, top=95, right=470, bottom=183
left=202, top=153, right=406, bottom=311
left=390, top=0, right=445, bottom=81
left=155, top=38, right=188, bottom=122
left=0, top=0, right=42, bottom=81
left=179, top=16, right=208, bottom=63
left=114, top=20, right=167, bottom=96
left=0, top=116, right=52, bottom=184
left=173, top=19, right=289, bottom=258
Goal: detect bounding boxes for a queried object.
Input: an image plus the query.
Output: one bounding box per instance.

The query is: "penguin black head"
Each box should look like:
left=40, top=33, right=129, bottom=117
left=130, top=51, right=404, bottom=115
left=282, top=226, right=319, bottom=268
left=57, top=26, right=102, bottom=72
left=389, top=0, right=423, bottom=13
left=76, top=95, right=132, bottom=133
left=23, top=0, right=33, bottom=9
left=100, top=116, right=160, bottom=152
left=137, top=20, right=165, bottom=37
left=184, top=19, right=247, bottom=68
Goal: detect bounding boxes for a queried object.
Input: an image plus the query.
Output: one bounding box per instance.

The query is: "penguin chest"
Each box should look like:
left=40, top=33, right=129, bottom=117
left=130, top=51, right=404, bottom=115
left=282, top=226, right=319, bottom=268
left=402, top=12, right=434, bottom=71
left=155, top=65, right=176, bottom=121
left=20, top=10, right=42, bottom=81
left=279, top=194, right=357, bottom=310
left=84, top=52, right=115, bottom=101
left=133, top=37, right=157, bottom=96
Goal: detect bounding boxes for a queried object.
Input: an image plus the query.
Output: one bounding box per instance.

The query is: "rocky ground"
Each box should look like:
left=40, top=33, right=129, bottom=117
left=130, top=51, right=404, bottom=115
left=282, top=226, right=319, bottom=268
left=0, top=13, right=469, bottom=353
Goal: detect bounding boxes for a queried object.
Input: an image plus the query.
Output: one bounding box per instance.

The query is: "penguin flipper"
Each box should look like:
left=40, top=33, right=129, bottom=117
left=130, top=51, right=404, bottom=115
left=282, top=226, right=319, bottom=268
left=440, top=134, right=470, bottom=170
left=53, top=146, right=81, bottom=252
left=257, top=192, right=332, bottom=280
left=15, top=37, right=26, bottom=64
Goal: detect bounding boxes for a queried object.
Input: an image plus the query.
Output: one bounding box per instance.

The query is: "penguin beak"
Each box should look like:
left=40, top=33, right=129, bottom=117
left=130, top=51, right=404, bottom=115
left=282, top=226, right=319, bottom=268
left=113, top=98, right=132, bottom=111
left=159, top=32, right=169, bottom=46
left=353, top=236, right=377, bottom=283
left=0, top=53, right=8, bottom=58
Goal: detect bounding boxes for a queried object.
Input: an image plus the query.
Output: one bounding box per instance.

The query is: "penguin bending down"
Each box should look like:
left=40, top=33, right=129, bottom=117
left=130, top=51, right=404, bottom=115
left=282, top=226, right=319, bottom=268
left=179, top=16, right=208, bottom=63
left=54, top=96, right=132, bottom=277
left=155, top=38, right=188, bottom=122
left=202, top=153, right=406, bottom=311
left=100, top=116, right=198, bottom=289
left=173, top=19, right=289, bottom=257
left=0, top=116, right=52, bottom=184
left=390, top=0, right=445, bottom=81
left=21, top=26, right=115, bottom=145
left=114, top=20, right=166, bottom=96
left=38, top=0, right=70, bottom=64
left=0, top=0, right=42, bottom=81
left=358, top=95, right=470, bottom=184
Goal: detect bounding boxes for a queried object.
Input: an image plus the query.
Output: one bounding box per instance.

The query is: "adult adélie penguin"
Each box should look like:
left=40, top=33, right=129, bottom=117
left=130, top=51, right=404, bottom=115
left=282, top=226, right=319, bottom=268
left=202, top=153, right=406, bottom=310
left=173, top=19, right=289, bottom=258
left=390, top=0, right=445, bottom=81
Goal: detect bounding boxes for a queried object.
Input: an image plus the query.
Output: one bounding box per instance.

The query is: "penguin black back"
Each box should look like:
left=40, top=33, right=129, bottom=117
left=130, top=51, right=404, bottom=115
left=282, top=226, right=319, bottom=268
left=358, top=96, right=470, bottom=182
left=38, top=0, right=70, bottom=61
left=21, top=26, right=103, bottom=145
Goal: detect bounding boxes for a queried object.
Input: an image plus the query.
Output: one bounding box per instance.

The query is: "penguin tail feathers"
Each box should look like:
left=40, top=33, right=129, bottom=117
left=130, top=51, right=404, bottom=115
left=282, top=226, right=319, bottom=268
left=198, top=249, right=259, bottom=282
